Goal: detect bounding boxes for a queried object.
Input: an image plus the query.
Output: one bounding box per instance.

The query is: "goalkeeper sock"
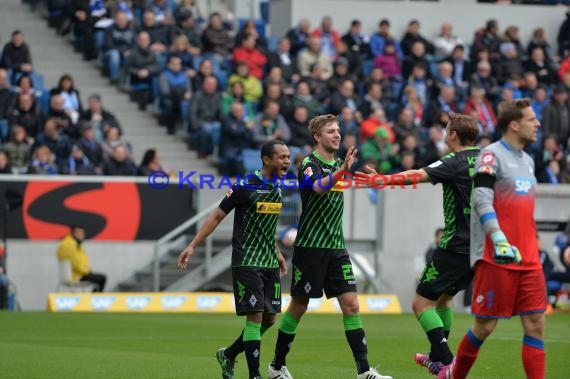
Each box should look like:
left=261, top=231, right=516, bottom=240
left=271, top=312, right=299, bottom=369
left=343, top=315, right=370, bottom=374
left=418, top=308, right=453, bottom=364
left=436, top=307, right=454, bottom=339
left=243, top=321, right=262, bottom=378
left=522, top=335, right=545, bottom=379
left=454, top=329, right=484, bottom=379
left=225, top=323, right=271, bottom=361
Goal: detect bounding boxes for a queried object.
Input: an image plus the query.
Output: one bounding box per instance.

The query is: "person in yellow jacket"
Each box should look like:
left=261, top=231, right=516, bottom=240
left=56, top=225, right=106, bottom=292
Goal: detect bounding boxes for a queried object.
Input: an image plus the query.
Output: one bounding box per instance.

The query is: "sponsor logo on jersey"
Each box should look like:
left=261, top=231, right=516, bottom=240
left=514, top=178, right=532, bottom=194
left=331, top=180, right=349, bottom=192
left=256, top=202, right=282, bottom=214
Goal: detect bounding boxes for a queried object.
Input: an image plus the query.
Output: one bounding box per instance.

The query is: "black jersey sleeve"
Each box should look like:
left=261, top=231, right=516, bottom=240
left=219, top=184, right=247, bottom=214
left=422, top=154, right=461, bottom=185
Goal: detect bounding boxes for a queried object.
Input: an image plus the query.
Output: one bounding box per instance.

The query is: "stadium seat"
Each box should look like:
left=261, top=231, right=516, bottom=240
left=242, top=149, right=261, bottom=174
left=56, top=260, right=97, bottom=293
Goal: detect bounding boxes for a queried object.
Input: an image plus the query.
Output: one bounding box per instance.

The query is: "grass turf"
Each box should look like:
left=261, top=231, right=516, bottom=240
left=0, top=312, right=567, bottom=378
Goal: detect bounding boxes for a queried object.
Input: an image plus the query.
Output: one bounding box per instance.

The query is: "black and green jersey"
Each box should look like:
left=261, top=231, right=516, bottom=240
left=219, top=170, right=282, bottom=268
left=294, top=152, right=345, bottom=249
left=422, top=147, right=480, bottom=254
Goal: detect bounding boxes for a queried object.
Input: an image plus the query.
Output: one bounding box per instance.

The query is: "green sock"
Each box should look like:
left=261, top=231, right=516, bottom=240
left=436, top=307, right=453, bottom=338
left=279, top=311, right=299, bottom=334
left=418, top=308, right=444, bottom=333
left=243, top=321, right=262, bottom=377
left=343, top=315, right=363, bottom=331
left=243, top=321, right=262, bottom=341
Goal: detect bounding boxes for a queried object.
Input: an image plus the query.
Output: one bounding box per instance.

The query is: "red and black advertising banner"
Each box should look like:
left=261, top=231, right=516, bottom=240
left=0, top=177, right=195, bottom=241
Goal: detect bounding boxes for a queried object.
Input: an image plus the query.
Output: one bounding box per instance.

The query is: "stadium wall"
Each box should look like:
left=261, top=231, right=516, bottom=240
left=270, top=0, right=564, bottom=50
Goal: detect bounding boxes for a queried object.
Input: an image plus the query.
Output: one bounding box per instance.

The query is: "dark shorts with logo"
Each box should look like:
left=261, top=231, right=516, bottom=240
left=291, top=247, right=357, bottom=299
left=232, top=266, right=281, bottom=316
left=416, top=247, right=473, bottom=301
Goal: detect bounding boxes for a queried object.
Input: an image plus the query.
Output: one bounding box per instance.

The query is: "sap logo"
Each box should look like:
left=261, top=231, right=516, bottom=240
left=54, top=296, right=80, bottom=311
left=307, top=298, right=324, bottom=311
left=366, top=298, right=391, bottom=311
left=125, top=296, right=151, bottom=310
left=91, top=296, right=116, bottom=311
left=515, top=178, right=532, bottom=194
left=196, top=296, right=221, bottom=309
left=161, top=296, right=187, bottom=310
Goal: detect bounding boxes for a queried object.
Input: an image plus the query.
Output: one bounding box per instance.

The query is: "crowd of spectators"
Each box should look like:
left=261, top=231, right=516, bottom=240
left=2, top=0, right=570, bottom=182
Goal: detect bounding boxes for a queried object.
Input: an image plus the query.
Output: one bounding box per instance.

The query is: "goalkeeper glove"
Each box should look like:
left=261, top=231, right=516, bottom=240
left=490, top=231, right=522, bottom=264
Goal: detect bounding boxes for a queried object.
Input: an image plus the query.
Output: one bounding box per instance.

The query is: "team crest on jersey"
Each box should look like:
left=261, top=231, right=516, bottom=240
left=303, top=166, right=313, bottom=176
left=481, top=152, right=495, bottom=164
left=256, top=202, right=282, bottom=214
left=478, top=165, right=494, bottom=175
left=226, top=188, right=233, bottom=198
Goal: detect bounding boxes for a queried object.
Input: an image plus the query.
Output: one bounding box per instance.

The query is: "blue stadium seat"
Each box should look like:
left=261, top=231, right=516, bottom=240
left=242, top=148, right=261, bottom=174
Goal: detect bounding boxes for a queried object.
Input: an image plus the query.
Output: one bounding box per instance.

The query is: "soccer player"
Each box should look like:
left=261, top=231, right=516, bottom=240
left=178, top=140, right=290, bottom=379
left=444, top=99, right=544, bottom=379
left=267, top=114, right=393, bottom=379
left=356, top=114, right=480, bottom=376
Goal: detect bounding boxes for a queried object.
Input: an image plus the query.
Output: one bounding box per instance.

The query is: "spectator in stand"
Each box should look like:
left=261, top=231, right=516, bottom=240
left=327, top=58, right=357, bottom=95
left=432, top=61, right=456, bottom=99
left=102, top=126, right=131, bottom=163
left=234, top=19, right=269, bottom=56
left=305, top=63, right=330, bottom=103
left=190, top=75, right=222, bottom=158
left=369, top=19, right=403, bottom=60
left=103, top=144, right=137, bottom=176
left=432, top=22, right=465, bottom=59
left=232, top=33, right=267, bottom=81
left=219, top=102, right=253, bottom=176
left=221, top=81, right=255, bottom=123
left=373, top=41, right=402, bottom=82
left=528, top=27, right=554, bottom=64
left=139, top=8, right=172, bottom=54
left=311, top=16, right=340, bottom=59
left=291, top=80, right=322, bottom=121
left=102, top=10, right=135, bottom=85
left=400, top=133, right=430, bottom=168
left=341, top=19, right=370, bottom=60
left=252, top=100, right=290, bottom=148
left=298, top=36, right=333, bottom=80
left=496, top=42, right=524, bottom=85
left=360, top=108, right=393, bottom=143
left=57, top=225, right=107, bottom=291
left=522, top=71, right=539, bottom=99
left=3, top=125, right=31, bottom=170
left=77, top=124, right=104, bottom=173
left=426, top=85, right=459, bottom=127
left=361, top=127, right=400, bottom=174
left=531, top=84, right=550, bottom=122
left=127, top=31, right=161, bottom=110
left=201, top=12, right=233, bottom=60
left=0, top=69, right=13, bottom=142
left=192, top=59, right=216, bottom=92
left=150, top=0, right=173, bottom=25
left=471, top=19, right=501, bottom=66
left=262, top=82, right=293, bottom=121
left=463, top=86, right=497, bottom=138
left=59, top=144, right=96, bottom=175
left=365, top=67, right=394, bottom=103
left=561, top=155, right=570, bottom=184
left=137, top=148, right=169, bottom=177
left=558, top=8, right=570, bottom=55
left=525, top=47, right=557, bottom=87
left=46, top=93, right=78, bottom=140
left=286, top=19, right=311, bottom=56
left=34, top=118, right=72, bottom=165
left=425, top=227, right=445, bottom=264
left=443, top=45, right=472, bottom=99
left=470, top=60, right=500, bottom=103
left=264, top=67, right=291, bottom=95
left=399, top=150, right=416, bottom=171
left=394, top=107, right=422, bottom=144
left=501, top=25, right=526, bottom=62
left=0, top=30, right=33, bottom=83
left=159, top=55, right=191, bottom=134
left=359, top=82, right=388, bottom=120
left=336, top=39, right=362, bottom=81
left=79, top=94, right=121, bottom=143
left=535, top=134, right=564, bottom=184
left=8, top=93, right=41, bottom=138
left=330, top=79, right=359, bottom=117
left=71, top=0, right=109, bottom=61
left=176, top=0, right=202, bottom=24
left=173, top=8, right=202, bottom=56
left=0, top=151, right=12, bottom=174
left=400, top=85, right=425, bottom=128
left=51, top=74, right=83, bottom=124
left=268, top=38, right=298, bottom=84
left=401, top=19, right=435, bottom=57
left=559, top=49, right=570, bottom=82
left=338, top=106, right=360, bottom=137
left=228, top=62, right=263, bottom=103
left=27, top=145, right=58, bottom=175
left=402, top=64, right=432, bottom=105
left=12, top=74, right=41, bottom=101
left=288, top=106, right=312, bottom=155
left=402, top=42, right=430, bottom=80
left=169, top=34, right=197, bottom=78
left=423, top=124, right=448, bottom=164
left=542, top=85, right=570, bottom=146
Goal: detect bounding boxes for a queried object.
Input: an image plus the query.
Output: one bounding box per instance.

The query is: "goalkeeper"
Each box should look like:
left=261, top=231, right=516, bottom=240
left=448, top=99, right=546, bottom=379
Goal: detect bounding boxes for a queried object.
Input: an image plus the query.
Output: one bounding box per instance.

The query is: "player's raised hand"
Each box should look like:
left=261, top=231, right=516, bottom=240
left=342, top=146, right=358, bottom=171
left=491, top=231, right=522, bottom=265
left=354, top=165, right=380, bottom=188
left=177, top=245, right=195, bottom=270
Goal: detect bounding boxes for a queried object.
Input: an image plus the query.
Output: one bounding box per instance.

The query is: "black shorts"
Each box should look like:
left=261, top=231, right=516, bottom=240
left=416, top=247, right=473, bottom=301
left=291, top=247, right=357, bottom=299
left=232, top=266, right=281, bottom=316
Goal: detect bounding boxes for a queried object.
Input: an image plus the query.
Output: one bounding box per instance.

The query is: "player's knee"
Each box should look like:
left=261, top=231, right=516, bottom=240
left=474, top=318, right=497, bottom=339
left=289, top=297, right=309, bottom=318
left=411, top=296, right=433, bottom=315
left=340, top=298, right=360, bottom=315
left=262, top=314, right=277, bottom=328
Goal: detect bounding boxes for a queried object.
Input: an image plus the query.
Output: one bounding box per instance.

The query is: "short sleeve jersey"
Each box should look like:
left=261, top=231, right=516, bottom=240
left=219, top=170, right=282, bottom=268
left=470, top=140, right=540, bottom=270
left=423, top=147, right=480, bottom=254
left=294, top=152, right=345, bottom=249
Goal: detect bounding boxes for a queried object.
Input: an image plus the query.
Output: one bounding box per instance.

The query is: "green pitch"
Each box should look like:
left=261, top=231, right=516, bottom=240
left=0, top=312, right=567, bottom=378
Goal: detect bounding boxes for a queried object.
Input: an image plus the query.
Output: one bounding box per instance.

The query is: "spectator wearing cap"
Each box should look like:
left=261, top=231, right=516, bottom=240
left=298, top=36, right=333, bottom=80
left=361, top=127, right=400, bottom=174
left=102, top=11, right=135, bottom=85
left=496, top=42, right=524, bottom=85
left=311, top=16, right=340, bottom=58
left=401, top=19, right=435, bottom=57
left=369, top=19, right=403, bottom=60
left=432, top=22, right=465, bottom=59
left=60, top=144, right=96, bottom=175
left=0, top=30, right=33, bottom=82
left=542, top=85, right=570, bottom=146
left=232, top=33, right=267, bottom=80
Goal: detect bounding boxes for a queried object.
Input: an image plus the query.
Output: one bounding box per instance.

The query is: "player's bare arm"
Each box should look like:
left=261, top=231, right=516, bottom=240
left=355, top=165, right=429, bottom=188
left=276, top=241, right=288, bottom=277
